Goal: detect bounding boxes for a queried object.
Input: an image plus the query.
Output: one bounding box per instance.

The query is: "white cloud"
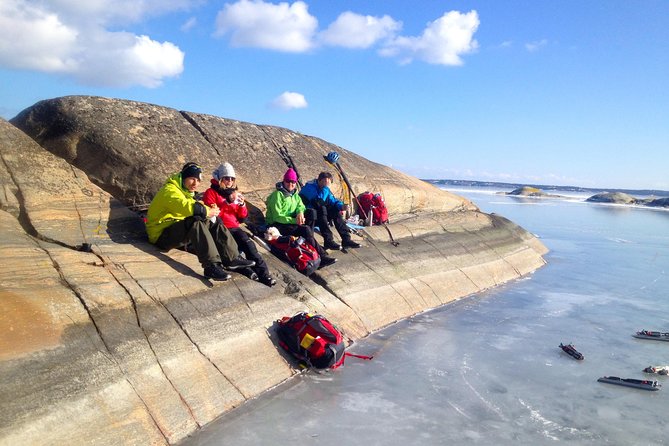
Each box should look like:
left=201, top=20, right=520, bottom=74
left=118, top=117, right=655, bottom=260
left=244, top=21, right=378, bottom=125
left=73, top=33, right=184, bottom=88
left=380, top=10, right=479, bottom=66
left=44, top=0, right=198, bottom=26
left=525, top=39, right=548, bottom=52
left=0, top=0, right=78, bottom=72
left=0, top=0, right=185, bottom=87
left=212, top=2, right=480, bottom=67
left=319, top=12, right=401, bottom=49
left=270, top=91, right=308, bottom=110
left=181, top=17, right=197, bottom=32
left=215, top=0, right=317, bottom=52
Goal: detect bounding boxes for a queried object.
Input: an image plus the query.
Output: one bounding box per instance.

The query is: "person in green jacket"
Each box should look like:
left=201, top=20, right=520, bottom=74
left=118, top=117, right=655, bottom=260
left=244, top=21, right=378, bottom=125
left=146, top=162, right=255, bottom=280
left=265, top=168, right=336, bottom=268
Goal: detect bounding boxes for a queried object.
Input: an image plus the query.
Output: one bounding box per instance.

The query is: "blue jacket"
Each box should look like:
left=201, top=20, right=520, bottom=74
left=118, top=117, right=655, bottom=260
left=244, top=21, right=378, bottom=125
left=299, top=179, right=344, bottom=211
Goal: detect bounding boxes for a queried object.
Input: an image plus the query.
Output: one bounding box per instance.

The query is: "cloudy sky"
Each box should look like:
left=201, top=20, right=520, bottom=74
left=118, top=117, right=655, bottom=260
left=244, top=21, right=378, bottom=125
left=1, top=0, right=667, bottom=190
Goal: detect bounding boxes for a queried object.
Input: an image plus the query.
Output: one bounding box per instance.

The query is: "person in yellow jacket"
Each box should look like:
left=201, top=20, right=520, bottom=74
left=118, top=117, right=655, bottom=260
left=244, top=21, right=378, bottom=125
left=146, top=162, right=255, bottom=280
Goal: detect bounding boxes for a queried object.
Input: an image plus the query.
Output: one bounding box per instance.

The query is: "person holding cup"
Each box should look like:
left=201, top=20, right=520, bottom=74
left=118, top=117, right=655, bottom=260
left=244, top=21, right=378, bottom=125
left=203, top=162, right=277, bottom=286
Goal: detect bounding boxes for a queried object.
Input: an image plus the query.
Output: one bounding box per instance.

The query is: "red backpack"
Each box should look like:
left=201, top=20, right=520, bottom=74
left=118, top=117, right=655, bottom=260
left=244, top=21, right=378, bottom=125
left=357, top=192, right=389, bottom=225
left=276, top=312, right=372, bottom=369
left=267, top=236, right=320, bottom=276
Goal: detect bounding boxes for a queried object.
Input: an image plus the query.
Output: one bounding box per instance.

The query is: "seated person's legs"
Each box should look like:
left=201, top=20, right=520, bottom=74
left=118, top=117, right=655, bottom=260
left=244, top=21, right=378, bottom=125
left=156, top=217, right=231, bottom=280
left=230, top=227, right=275, bottom=286
left=329, top=205, right=360, bottom=249
left=310, top=205, right=339, bottom=250
left=208, top=220, right=255, bottom=270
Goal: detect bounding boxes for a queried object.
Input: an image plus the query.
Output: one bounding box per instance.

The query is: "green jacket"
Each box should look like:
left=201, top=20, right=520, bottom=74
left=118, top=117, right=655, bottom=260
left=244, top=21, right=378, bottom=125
left=146, top=172, right=202, bottom=244
left=265, top=182, right=306, bottom=225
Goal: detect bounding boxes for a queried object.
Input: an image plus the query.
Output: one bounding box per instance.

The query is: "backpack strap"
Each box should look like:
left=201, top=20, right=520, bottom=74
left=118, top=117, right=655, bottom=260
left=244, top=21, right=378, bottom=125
left=332, top=351, right=374, bottom=369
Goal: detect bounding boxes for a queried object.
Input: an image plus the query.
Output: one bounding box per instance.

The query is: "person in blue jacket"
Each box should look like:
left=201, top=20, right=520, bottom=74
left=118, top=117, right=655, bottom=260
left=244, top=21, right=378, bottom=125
left=299, top=171, right=360, bottom=250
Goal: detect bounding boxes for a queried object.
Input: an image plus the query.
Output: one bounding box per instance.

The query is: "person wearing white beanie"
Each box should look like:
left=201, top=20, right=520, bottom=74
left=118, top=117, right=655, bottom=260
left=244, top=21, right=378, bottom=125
left=213, top=162, right=236, bottom=181
left=203, top=162, right=277, bottom=286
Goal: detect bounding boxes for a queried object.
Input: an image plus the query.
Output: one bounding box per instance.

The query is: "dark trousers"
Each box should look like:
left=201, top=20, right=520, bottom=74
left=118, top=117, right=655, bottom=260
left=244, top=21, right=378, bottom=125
left=229, top=227, right=270, bottom=278
left=156, top=217, right=239, bottom=267
left=306, top=204, right=351, bottom=244
left=273, top=223, right=326, bottom=257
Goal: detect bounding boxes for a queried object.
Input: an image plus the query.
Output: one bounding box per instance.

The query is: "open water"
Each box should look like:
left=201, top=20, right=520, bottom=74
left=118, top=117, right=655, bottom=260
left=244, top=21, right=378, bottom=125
left=183, top=186, right=669, bottom=445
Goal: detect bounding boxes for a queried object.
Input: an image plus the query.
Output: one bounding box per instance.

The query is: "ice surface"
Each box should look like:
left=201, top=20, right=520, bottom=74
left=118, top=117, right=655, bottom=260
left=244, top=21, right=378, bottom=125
left=184, top=188, right=669, bottom=446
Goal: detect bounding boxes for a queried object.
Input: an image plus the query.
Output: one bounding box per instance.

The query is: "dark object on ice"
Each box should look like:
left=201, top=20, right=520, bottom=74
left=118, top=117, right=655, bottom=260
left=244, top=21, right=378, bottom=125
left=632, top=330, right=669, bottom=341
left=559, top=343, right=584, bottom=360
left=643, top=365, right=669, bottom=375
left=597, top=376, right=661, bottom=391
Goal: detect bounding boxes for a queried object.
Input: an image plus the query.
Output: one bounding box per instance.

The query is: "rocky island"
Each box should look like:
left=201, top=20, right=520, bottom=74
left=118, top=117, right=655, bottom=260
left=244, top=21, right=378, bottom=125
left=502, top=186, right=564, bottom=198
left=497, top=187, right=668, bottom=209
left=586, top=192, right=669, bottom=207
left=0, top=96, right=548, bottom=445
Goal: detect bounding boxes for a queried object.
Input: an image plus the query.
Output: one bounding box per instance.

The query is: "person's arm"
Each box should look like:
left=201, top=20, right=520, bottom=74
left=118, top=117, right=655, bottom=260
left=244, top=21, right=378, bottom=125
left=323, top=187, right=344, bottom=210
left=163, top=183, right=197, bottom=216
left=236, top=200, right=248, bottom=221
left=295, top=194, right=306, bottom=215
left=201, top=188, right=216, bottom=207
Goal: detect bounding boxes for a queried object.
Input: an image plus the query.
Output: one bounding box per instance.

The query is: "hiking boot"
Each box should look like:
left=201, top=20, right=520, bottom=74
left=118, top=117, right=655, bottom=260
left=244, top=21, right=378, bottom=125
left=319, top=256, right=337, bottom=268
left=226, top=256, right=256, bottom=270
left=204, top=263, right=231, bottom=281
left=260, top=275, right=277, bottom=287
left=341, top=239, right=361, bottom=249
left=323, top=240, right=341, bottom=250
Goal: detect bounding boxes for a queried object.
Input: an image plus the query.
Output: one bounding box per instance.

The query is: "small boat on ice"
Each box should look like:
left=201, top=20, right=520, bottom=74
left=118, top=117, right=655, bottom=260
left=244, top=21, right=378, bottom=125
left=643, top=365, right=669, bottom=375
left=632, top=330, right=669, bottom=341
left=597, top=376, right=661, bottom=391
left=559, top=343, right=584, bottom=360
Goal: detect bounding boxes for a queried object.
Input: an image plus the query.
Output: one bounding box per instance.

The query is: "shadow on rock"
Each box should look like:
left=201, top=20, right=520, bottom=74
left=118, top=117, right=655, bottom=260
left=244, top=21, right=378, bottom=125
left=105, top=200, right=213, bottom=285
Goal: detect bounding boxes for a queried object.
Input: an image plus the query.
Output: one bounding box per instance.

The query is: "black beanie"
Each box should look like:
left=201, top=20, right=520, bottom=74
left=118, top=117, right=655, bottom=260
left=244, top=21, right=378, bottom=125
left=181, top=162, right=203, bottom=181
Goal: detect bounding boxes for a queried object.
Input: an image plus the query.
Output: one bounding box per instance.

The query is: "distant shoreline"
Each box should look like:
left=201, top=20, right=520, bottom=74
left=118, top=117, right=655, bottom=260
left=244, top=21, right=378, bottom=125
left=423, top=179, right=669, bottom=198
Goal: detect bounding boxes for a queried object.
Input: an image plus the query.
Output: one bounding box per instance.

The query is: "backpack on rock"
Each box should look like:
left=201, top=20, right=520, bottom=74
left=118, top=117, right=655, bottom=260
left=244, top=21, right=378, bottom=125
left=276, top=312, right=372, bottom=369
left=266, top=235, right=321, bottom=276
left=357, top=192, right=389, bottom=225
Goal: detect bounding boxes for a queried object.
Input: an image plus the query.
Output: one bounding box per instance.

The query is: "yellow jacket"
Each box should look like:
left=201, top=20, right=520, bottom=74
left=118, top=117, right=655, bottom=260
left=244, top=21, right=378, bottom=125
left=145, top=172, right=206, bottom=243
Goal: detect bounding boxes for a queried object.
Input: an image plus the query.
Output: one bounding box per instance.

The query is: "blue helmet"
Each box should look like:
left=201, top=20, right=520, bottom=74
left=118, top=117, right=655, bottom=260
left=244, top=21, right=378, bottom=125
left=326, top=151, right=340, bottom=164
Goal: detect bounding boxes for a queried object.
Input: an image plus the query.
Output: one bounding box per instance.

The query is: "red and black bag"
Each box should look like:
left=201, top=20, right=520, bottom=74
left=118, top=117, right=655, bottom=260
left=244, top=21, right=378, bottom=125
left=357, top=192, right=389, bottom=225
left=267, top=236, right=320, bottom=276
left=276, top=312, right=372, bottom=369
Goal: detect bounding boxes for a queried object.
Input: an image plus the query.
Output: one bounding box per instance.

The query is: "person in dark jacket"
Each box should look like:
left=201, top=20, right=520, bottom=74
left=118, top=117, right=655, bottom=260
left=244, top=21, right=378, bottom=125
left=299, top=171, right=360, bottom=250
left=202, top=162, right=276, bottom=286
left=145, top=162, right=255, bottom=281
left=265, top=168, right=336, bottom=267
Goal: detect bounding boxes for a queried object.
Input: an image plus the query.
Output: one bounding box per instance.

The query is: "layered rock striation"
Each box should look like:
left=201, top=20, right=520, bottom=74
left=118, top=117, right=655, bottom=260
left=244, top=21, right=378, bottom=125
left=1, top=96, right=548, bottom=445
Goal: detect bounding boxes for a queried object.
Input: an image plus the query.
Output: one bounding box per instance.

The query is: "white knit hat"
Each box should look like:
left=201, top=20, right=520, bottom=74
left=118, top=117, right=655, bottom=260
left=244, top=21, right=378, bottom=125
left=213, top=162, right=236, bottom=180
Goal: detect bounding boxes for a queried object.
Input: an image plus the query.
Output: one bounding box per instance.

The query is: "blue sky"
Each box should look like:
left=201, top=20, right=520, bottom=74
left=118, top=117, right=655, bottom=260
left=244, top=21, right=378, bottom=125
left=1, top=1, right=667, bottom=190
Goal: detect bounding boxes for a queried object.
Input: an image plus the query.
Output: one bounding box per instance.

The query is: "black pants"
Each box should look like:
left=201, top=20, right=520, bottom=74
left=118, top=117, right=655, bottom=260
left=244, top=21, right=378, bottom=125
left=272, top=223, right=327, bottom=257
left=306, top=204, right=351, bottom=244
left=229, top=227, right=270, bottom=278
left=156, top=217, right=238, bottom=267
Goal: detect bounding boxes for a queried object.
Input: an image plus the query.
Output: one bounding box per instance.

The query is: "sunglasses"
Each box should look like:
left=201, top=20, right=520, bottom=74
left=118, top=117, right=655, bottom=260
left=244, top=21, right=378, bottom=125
left=221, top=176, right=235, bottom=181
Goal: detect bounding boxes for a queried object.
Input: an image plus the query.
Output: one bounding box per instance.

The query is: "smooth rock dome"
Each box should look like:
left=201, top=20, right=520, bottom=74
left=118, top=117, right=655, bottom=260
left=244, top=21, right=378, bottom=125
left=1, top=96, right=548, bottom=445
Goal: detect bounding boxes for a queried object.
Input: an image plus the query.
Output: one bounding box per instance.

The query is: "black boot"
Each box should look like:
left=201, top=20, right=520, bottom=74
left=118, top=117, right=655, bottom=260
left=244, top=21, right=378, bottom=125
left=323, top=239, right=341, bottom=250
left=204, top=263, right=232, bottom=281
left=342, top=238, right=360, bottom=248
left=319, top=256, right=337, bottom=268
left=226, top=256, right=256, bottom=270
